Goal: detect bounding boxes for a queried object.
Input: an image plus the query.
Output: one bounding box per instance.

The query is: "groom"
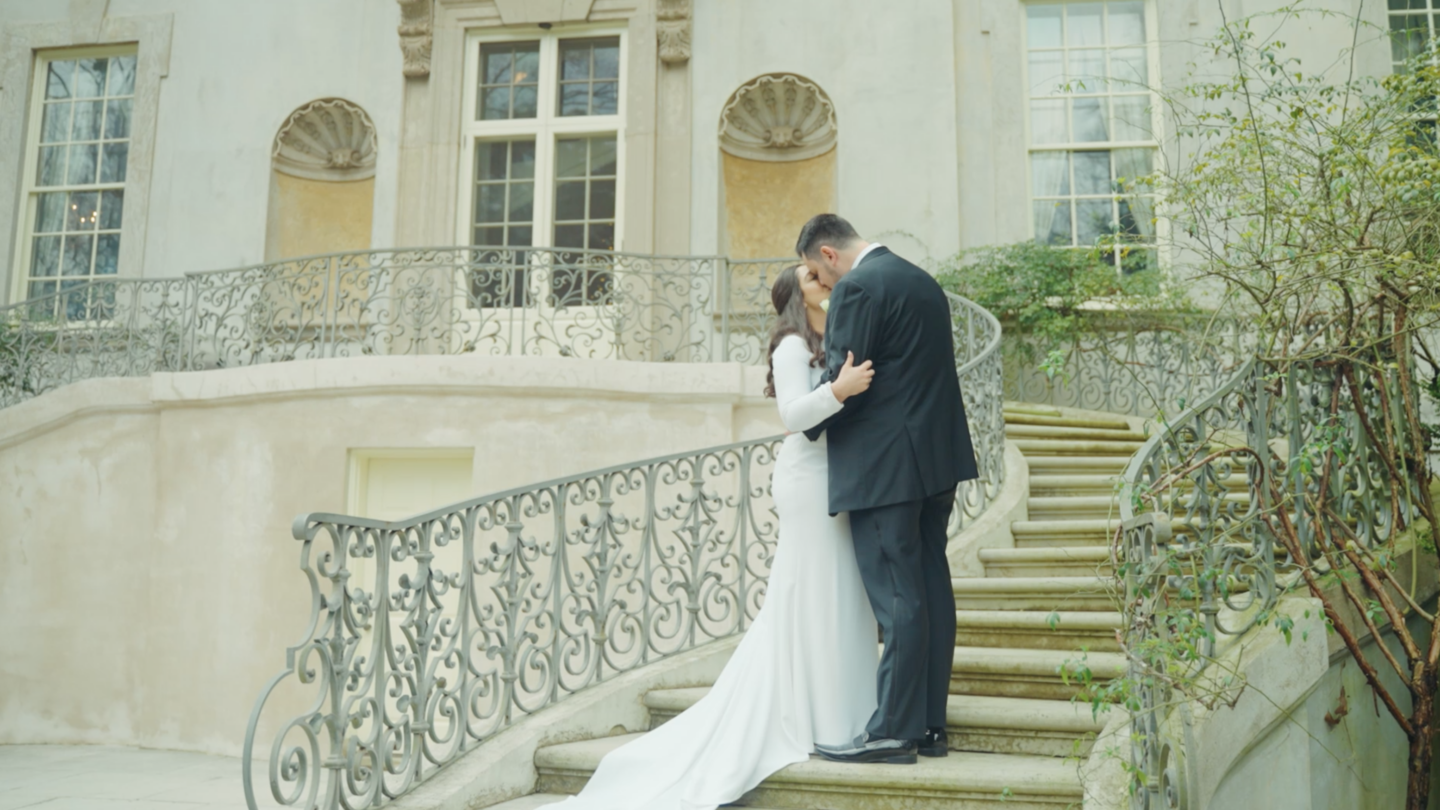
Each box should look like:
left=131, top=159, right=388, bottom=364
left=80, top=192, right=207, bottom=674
left=797, top=214, right=978, bottom=765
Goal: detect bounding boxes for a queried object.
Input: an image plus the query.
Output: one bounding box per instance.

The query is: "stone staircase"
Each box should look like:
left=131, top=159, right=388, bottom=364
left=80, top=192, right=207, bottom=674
left=492, top=402, right=1144, bottom=810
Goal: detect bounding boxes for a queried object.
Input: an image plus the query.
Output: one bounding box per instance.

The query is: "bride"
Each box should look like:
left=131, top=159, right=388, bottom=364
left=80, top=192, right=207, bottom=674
left=544, top=264, right=887, bottom=810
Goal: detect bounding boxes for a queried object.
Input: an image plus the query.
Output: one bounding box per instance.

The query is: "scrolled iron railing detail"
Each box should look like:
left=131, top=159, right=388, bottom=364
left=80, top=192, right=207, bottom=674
left=0, top=247, right=1006, bottom=526
left=5, top=246, right=1007, bottom=810
left=240, top=287, right=1004, bottom=810
left=0, top=248, right=800, bottom=407
left=1118, top=354, right=1421, bottom=810
left=1004, top=316, right=1251, bottom=418
left=949, top=292, right=1005, bottom=528
left=244, top=439, right=783, bottom=810
left=0, top=277, right=191, bottom=406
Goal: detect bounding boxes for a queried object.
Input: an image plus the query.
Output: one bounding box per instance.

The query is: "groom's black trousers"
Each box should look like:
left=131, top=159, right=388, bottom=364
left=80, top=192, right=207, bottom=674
left=849, top=488, right=956, bottom=741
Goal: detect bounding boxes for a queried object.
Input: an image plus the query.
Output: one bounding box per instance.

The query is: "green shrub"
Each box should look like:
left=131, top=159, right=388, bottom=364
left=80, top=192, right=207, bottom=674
left=935, top=242, right=1177, bottom=359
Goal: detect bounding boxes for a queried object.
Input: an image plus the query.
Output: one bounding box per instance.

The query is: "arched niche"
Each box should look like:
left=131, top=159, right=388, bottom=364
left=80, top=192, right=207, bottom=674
left=718, top=73, right=838, bottom=261
left=264, top=98, right=377, bottom=260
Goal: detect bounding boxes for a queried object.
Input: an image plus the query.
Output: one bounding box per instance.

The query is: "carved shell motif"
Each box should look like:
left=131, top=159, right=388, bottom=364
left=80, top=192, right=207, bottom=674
left=272, top=99, right=378, bottom=181
left=718, top=73, right=837, bottom=162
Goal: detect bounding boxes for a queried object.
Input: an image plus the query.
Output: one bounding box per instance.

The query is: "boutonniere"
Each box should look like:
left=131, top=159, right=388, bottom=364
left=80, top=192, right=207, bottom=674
left=820, top=298, right=830, bottom=313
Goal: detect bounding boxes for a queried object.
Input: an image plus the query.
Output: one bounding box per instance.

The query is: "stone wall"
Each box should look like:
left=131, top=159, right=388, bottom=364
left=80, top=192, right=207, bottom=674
left=0, top=355, right=779, bottom=755
left=1201, top=607, right=1440, bottom=810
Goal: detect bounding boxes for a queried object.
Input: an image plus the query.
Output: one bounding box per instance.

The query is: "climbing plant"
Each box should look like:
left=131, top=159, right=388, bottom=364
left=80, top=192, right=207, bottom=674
left=934, top=242, right=1192, bottom=383
left=1083, top=6, right=1440, bottom=808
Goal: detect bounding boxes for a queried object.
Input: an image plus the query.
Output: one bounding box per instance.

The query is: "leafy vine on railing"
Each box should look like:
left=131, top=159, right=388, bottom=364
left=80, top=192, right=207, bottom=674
left=1103, top=8, right=1440, bottom=807
left=1116, top=350, right=1429, bottom=810
left=933, top=241, right=1249, bottom=419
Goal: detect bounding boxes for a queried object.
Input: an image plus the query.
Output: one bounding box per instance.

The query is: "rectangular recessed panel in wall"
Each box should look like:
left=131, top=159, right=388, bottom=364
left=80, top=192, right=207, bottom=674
left=350, top=450, right=476, bottom=522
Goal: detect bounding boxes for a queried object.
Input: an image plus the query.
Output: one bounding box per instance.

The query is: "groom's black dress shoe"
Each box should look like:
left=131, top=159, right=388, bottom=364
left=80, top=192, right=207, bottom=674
left=918, top=727, right=948, bottom=758
left=815, top=734, right=918, bottom=765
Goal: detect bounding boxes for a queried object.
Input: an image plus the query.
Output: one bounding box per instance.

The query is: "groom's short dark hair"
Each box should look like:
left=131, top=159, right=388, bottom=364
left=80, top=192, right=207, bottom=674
left=796, top=214, right=861, bottom=258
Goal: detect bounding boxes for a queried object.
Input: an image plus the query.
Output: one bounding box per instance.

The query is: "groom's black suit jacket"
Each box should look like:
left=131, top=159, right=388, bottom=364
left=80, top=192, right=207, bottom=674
left=803, top=247, right=978, bottom=515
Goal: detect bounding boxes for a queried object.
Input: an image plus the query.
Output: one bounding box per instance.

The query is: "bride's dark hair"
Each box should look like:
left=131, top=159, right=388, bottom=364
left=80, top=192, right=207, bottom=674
left=764, top=264, right=826, bottom=399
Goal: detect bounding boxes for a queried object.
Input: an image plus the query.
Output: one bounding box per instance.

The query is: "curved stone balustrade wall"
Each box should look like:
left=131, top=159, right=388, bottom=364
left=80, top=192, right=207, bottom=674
left=0, top=355, right=781, bottom=756
left=0, top=281, right=1005, bottom=769
left=0, top=247, right=794, bottom=410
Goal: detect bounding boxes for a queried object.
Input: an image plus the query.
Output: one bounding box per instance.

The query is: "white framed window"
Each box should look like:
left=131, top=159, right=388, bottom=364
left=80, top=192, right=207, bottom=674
left=14, top=46, right=137, bottom=319
left=1024, top=1, right=1160, bottom=275
left=1387, top=3, right=1440, bottom=150
left=459, top=29, right=625, bottom=307
left=1390, top=0, right=1440, bottom=69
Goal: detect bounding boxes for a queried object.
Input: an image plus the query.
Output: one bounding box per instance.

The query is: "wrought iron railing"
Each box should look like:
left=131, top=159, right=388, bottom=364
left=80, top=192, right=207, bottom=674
left=1118, top=354, right=1422, bottom=809
left=243, top=438, right=783, bottom=810
left=0, top=243, right=1006, bottom=526
left=241, top=287, right=1004, bottom=810
left=1003, top=315, right=1251, bottom=417
left=950, top=292, right=1006, bottom=525
left=0, top=248, right=797, bottom=407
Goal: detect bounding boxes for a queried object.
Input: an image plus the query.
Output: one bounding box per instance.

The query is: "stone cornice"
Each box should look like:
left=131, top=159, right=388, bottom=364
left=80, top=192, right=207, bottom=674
left=0, top=356, right=771, bottom=451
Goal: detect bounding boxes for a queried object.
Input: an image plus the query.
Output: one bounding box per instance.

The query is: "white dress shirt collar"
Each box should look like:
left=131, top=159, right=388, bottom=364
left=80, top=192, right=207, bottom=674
left=851, top=242, right=884, bottom=270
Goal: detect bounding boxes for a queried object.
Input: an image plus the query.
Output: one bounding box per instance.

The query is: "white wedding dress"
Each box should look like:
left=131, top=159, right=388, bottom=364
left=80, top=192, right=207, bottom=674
left=544, top=334, right=879, bottom=810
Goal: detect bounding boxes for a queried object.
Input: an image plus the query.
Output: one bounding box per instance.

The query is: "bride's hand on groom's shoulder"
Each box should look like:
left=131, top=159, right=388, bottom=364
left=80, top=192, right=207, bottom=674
left=831, top=351, right=874, bottom=403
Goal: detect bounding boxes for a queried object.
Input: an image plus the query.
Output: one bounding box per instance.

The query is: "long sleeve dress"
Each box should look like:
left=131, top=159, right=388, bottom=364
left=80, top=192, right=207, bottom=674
left=543, top=333, right=879, bottom=810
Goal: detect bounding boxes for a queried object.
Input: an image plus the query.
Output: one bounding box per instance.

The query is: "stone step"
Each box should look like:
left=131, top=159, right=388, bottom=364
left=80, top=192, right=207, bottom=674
left=946, top=695, right=1112, bottom=758
left=1002, top=402, right=1064, bottom=417
left=535, top=734, right=1084, bottom=810
left=1005, top=424, right=1147, bottom=442
left=642, top=688, right=1110, bottom=759
left=1022, top=455, right=1133, bottom=475
left=643, top=686, right=713, bottom=726
left=1012, top=516, right=1229, bottom=548
left=1012, top=438, right=1146, bottom=456
left=951, top=646, right=1125, bottom=700
left=1011, top=519, right=1119, bottom=548
left=955, top=609, right=1122, bottom=652
left=952, top=576, right=1114, bottom=611
left=1027, top=473, right=1121, bottom=497
left=481, top=795, right=573, bottom=810
left=1027, top=475, right=1253, bottom=500
left=978, top=546, right=1114, bottom=578
left=1002, top=411, right=1134, bottom=432
left=1025, top=495, right=1122, bottom=521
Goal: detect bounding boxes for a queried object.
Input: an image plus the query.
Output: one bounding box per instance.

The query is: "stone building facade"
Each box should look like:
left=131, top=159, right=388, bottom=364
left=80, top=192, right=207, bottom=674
left=1, top=0, right=1436, bottom=772
left=0, top=0, right=1416, bottom=302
